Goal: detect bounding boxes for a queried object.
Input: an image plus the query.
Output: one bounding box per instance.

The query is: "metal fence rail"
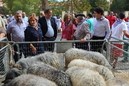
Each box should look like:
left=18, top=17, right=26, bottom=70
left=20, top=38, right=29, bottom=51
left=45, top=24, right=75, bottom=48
left=9, top=40, right=104, bottom=56
left=0, top=38, right=9, bottom=76
left=1, top=40, right=103, bottom=65
left=1, top=37, right=129, bottom=73
left=102, top=37, right=129, bottom=70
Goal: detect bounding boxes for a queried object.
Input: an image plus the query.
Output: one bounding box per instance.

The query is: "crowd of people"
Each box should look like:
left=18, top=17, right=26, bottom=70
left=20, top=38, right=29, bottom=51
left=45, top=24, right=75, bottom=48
left=0, top=7, right=129, bottom=69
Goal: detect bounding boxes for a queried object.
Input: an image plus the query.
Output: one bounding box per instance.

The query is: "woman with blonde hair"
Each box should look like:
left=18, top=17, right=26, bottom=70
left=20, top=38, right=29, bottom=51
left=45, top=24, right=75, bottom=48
left=61, top=13, right=76, bottom=40
left=24, top=16, right=44, bottom=57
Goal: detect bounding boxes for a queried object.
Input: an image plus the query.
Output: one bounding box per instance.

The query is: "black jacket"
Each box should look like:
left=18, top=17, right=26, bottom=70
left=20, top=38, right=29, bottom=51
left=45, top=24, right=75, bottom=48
left=38, top=16, right=58, bottom=40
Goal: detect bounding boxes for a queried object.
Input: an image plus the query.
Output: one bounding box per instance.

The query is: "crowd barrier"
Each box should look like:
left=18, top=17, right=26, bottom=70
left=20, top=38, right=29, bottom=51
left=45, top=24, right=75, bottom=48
left=0, top=37, right=10, bottom=77
left=0, top=37, right=129, bottom=76
left=10, top=40, right=105, bottom=57
left=107, top=37, right=129, bottom=70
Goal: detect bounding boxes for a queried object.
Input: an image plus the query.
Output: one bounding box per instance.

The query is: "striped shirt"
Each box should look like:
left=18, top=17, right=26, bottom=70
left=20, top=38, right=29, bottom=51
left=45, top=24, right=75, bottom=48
left=7, top=20, right=28, bottom=42
left=74, top=21, right=91, bottom=40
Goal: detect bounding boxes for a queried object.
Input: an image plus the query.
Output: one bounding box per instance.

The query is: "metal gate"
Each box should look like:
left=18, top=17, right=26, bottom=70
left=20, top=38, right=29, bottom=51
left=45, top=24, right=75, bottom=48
left=0, top=37, right=10, bottom=77
left=1, top=37, right=129, bottom=74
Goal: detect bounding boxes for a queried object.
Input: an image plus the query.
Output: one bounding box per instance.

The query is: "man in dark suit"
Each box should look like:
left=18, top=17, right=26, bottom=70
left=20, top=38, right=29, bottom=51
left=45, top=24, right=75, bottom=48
left=38, top=8, right=58, bottom=52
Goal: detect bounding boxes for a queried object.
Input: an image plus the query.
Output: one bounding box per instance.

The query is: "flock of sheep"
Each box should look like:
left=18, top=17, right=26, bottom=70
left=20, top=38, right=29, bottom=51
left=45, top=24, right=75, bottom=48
left=2, top=48, right=129, bottom=86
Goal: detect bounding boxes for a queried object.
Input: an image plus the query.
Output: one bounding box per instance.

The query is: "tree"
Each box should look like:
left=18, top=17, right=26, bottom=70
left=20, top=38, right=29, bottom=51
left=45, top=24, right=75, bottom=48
left=2, top=0, right=14, bottom=13
left=110, top=0, right=125, bottom=13
left=2, top=0, right=111, bottom=16
left=62, top=0, right=109, bottom=13
left=123, top=0, right=129, bottom=11
left=88, top=0, right=109, bottom=11
left=73, top=0, right=91, bottom=12
left=49, top=1, right=65, bottom=16
left=63, top=0, right=91, bottom=13
left=95, top=0, right=109, bottom=11
left=2, top=0, right=41, bottom=15
left=41, top=0, right=49, bottom=10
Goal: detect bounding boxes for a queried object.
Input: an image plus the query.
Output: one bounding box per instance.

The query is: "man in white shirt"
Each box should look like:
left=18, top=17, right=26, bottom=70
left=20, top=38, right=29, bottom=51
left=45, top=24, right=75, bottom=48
left=91, top=7, right=110, bottom=52
left=110, top=13, right=129, bottom=68
left=38, top=9, right=58, bottom=52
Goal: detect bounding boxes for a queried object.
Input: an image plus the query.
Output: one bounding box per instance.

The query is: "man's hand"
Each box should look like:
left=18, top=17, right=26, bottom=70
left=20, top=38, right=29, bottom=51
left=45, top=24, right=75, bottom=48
left=30, top=44, right=37, bottom=54
left=80, top=39, right=86, bottom=43
left=31, top=47, right=37, bottom=54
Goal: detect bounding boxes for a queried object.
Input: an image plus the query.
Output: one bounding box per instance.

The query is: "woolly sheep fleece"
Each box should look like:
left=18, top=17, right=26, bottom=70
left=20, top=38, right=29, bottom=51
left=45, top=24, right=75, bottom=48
left=15, top=52, right=65, bottom=70
left=64, top=48, right=111, bottom=68
left=27, top=62, right=72, bottom=86
left=2, top=68, right=22, bottom=86
left=66, top=66, right=106, bottom=86
left=5, top=74, right=57, bottom=86
left=68, top=59, right=114, bottom=81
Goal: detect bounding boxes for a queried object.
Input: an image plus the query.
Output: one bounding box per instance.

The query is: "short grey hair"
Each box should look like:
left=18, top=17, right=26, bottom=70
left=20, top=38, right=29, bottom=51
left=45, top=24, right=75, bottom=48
left=16, top=10, right=22, bottom=14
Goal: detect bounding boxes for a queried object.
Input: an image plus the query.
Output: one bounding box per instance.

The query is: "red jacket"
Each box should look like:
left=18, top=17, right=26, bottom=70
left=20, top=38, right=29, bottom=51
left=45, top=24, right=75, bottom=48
left=61, top=21, right=76, bottom=40
left=106, top=15, right=116, bottom=28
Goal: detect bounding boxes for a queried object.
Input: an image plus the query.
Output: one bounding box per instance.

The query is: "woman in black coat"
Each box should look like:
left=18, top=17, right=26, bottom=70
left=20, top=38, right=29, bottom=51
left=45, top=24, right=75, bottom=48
left=24, top=16, right=44, bottom=57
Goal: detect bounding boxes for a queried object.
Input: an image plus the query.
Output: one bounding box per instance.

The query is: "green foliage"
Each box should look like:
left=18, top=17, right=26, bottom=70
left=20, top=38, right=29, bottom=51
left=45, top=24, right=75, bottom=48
left=88, top=0, right=109, bottom=11
left=3, top=0, right=121, bottom=16
left=49, top=1, right=65, bottom=16
left=110, top=0, right=129, bottom=13
left=73, top=0, right=91, bottom=12
left=3, top=0, right=41, bottom=15
left=110, top=0, right=125, bottom=13
left=62, top=0, right=109, bottom=13
left=2, top=0, right=14, bottom=13
left=95, top=0, right=109, bottom=11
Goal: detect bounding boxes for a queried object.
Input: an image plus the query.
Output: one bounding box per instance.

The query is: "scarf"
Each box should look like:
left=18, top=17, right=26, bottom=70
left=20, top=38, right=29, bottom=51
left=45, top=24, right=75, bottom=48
left=113, top=19, right=122, bottom=28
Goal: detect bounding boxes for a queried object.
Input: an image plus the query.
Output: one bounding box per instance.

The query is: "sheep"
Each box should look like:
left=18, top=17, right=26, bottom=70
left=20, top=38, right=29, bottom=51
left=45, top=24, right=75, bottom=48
left=2, top=68, right=22, bottom=85
left=95, top=65, right=114, bottom=81
left=14, top=56, right=38, bottom=70
left=36, top=52, right=65, bottom=70
left=64, top=48, right=111, bottom=69
left=68, top=59, right=98, bottom=69
left=57, top=53, right=65, bottom=69
left=27, top=62, right=72, bottom=86
left=14, top=52, right=65, bottom=70
left=66, top=66, right=106, bottom=86
left=68, top=59, right=114, bottom=81
left=5, top=74, right=57, bottom=86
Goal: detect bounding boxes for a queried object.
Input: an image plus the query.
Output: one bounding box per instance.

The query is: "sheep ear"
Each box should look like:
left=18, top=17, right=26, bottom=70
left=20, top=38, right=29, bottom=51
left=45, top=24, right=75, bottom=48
left=21, top=53, right=25, bottom=59
left=16, top=53, right=25, bottom=62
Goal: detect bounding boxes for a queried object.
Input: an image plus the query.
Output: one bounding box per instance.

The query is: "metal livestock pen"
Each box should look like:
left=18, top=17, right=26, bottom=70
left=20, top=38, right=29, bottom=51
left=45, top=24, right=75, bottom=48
left=0, top=37, right=129, bottom=77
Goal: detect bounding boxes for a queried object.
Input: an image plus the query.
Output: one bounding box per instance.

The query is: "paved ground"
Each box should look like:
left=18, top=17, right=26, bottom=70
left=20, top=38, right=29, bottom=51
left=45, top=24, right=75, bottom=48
left=116, top=61, right=129, bottom=70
